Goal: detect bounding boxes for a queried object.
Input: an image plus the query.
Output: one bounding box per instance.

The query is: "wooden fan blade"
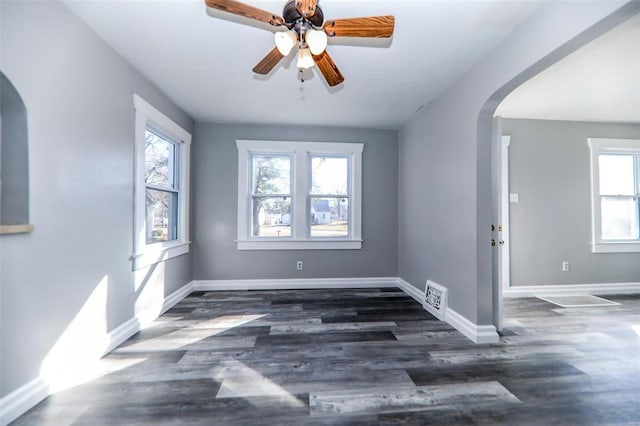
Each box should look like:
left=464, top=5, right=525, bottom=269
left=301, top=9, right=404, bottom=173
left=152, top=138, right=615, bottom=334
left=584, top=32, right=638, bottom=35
left=312, top=51, right=344, bottom=87
left=323, top=16, right=395, bottom=38
left=205, top=0, right=284, bottom=26
left=296, top=0, right=317, bottom=18
left=253, top=47, right=285, bottom=74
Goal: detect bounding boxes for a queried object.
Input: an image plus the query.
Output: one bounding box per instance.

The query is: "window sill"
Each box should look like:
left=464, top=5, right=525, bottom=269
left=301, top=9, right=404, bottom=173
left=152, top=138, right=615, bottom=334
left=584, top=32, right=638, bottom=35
left=237, top=239, right=362, bottom=250
left=0, top=224, right=34, bottom=234
left=591, top=241, right=640, bottom=253
left=132, top=241, right=191, bottom=270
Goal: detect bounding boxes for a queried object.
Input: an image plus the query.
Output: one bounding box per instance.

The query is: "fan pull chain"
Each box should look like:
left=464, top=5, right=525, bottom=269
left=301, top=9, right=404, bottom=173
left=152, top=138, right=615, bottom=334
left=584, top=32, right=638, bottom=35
left=298, top=70, right=306, bottom=101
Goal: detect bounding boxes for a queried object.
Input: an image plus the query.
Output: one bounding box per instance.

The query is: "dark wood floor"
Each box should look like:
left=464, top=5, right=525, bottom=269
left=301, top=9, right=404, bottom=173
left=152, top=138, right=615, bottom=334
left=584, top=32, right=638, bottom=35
left=13, top=289, right=640, bottom=425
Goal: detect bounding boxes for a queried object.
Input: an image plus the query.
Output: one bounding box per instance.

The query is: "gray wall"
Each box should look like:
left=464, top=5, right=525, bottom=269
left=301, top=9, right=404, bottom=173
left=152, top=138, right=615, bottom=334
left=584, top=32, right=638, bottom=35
left=0, top=1, right=193, bottom=398
left=398, top=0, right=636, bottom=325
left=192, top=123, right=398, bottom=280
left=504, top=118, right=640, bottom=286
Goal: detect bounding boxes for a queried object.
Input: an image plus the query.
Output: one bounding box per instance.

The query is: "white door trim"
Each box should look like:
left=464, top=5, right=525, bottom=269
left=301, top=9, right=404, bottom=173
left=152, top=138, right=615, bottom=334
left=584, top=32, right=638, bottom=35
left=501, top=135, right=512, bottom=294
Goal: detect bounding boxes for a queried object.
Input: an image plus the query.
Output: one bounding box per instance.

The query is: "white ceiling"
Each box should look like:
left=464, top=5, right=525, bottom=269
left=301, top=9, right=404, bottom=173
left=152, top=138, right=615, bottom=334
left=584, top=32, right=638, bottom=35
left=496, top=12, right=640, bottom=124
left=63, top=0, right=638, bottom=129
left=63, top=0, right=549, bottom=129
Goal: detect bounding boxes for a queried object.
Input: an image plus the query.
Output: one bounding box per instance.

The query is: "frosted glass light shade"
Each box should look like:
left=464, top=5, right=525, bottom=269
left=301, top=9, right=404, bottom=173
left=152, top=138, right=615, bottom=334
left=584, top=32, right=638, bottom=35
left=297, top=47, right=315, bottom=69
left=306, top=29, right=327, bottom=55
left=274, top=31, right=297, bottom=56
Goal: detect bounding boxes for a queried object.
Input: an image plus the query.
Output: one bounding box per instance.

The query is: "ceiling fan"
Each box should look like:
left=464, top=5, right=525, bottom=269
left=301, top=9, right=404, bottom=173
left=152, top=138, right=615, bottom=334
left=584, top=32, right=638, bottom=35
left=204, top=0, right=395, bottom=86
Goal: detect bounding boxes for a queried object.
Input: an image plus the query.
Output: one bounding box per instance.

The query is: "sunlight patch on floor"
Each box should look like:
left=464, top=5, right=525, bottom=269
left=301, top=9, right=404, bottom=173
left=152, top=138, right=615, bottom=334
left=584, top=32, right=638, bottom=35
left=214, top=359, right=305, bottom=408
left=119, top=314, right=266, bottom=352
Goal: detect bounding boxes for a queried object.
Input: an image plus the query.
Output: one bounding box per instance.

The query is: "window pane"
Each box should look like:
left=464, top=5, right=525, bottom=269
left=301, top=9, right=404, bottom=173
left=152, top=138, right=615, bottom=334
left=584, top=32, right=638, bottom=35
left=146, top=188, right=178, bottom=243
left=599, top=154, right=634, bottom=195
left=310, top=197, right=349, bottom=237
left=311, top=156, right=348, bottom=195
left=252, top=155, right=290, bottom=195
left=252, top=196, right=291, bottom=237
left=145, top=129, right=176, bottom=188
left=601, top=196, right=639, bottom=240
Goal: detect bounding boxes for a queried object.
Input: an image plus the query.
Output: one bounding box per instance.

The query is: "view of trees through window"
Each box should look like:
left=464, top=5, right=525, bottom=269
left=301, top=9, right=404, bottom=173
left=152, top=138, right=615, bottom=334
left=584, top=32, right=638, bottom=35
left=145, top=129, right=178, bottom=243
left=251, top=155, right=291, bottom=237
left=250, top=154, right=350, bottom=238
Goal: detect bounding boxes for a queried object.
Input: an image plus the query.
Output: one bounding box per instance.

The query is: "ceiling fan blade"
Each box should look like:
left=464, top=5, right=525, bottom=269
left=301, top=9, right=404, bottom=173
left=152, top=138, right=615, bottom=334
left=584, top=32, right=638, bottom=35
left=296, top=0, right=317, bottom=18
left=312, top=51, right=344, bottom=87
left=205, top=0, right=284, bottom=26
left=253, top=47, right=285, bottom=74
left=323, top=16, right=395, bottom=38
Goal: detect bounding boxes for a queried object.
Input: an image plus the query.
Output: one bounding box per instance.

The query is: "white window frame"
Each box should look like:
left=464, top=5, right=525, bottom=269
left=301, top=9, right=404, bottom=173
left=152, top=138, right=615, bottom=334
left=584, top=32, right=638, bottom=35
left=588, top=137, right=640, bottom=253
left=236, top=140, right=363, bottom=250
left=133, top=94, right=191, bottom=269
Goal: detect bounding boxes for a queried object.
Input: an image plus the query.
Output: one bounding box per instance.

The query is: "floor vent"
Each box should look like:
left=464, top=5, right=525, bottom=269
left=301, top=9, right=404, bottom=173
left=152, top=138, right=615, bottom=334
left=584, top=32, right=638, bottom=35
left=424, top=280, right=448, bottom=320
left=537, top=295, right=620, bottom=308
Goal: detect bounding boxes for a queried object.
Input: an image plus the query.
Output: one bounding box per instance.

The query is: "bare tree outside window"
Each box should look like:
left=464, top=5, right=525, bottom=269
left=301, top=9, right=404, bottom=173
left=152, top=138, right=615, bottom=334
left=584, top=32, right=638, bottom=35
left=251, top=155, right=291, bottom=237
left=145, top=129, right=178, bottom=243
left=310, top=156, right=349, bottom=237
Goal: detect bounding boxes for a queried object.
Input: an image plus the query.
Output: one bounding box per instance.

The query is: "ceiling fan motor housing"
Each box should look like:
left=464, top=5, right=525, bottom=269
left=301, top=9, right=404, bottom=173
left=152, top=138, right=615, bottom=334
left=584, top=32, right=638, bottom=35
left=283, top=0, right=323, bottom=27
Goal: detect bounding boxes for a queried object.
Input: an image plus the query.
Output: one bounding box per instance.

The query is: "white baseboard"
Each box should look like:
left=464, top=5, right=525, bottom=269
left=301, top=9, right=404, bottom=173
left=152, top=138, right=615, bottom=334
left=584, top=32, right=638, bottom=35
left=444, top=308, right=499, bottom=344
left=0, top=377, right=48, bottom=426
left=395, top=279, right=499, bottom=344
left=395, top=278, right=423, bottom=303
left=503, top=282, right=640, bottom=298
left=0, top=281, right=194, bottom=426
left=104, top=281, right=194, bottom=355
left=193, top=277, right=399, bottom=291
left=104, top=317, right=141, bottom=356
left=161, top=282, right=195, bottom=313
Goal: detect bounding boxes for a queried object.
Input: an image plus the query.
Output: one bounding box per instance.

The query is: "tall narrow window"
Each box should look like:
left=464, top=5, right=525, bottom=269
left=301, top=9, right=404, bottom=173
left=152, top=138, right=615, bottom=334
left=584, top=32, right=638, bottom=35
left=145, top=128, right=179, bottom=243
left=588, top=138, right=640, bottom=253
left=251, top=154, right=292, bottom=238
left=598, top=154, right=638, bottom=240
left=309, top=156, right=350, bottom=238
left=133, top=95, right=191, bottom=269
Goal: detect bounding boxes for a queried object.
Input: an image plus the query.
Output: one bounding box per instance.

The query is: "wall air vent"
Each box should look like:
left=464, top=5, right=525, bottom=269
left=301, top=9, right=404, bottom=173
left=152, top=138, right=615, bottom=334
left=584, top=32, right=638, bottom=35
left=423, top=280, right=448, bottom=320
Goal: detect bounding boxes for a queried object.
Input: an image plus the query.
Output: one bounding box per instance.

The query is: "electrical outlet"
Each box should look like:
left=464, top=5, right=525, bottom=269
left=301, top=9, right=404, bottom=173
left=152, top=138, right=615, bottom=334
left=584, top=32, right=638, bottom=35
left=562, top=261, right=569, bottom=272
left=296, top=261, right=303, bottom=270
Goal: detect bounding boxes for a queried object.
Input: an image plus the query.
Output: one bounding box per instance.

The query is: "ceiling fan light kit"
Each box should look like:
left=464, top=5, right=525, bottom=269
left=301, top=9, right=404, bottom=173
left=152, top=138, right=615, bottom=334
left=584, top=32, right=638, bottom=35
left=205, top=0, right=395, bottom=87
left=297, top=47, right=315, bottom=69
left=274, top=30, right=297, bottom=56
left=305, top=29, right=327, bottom=55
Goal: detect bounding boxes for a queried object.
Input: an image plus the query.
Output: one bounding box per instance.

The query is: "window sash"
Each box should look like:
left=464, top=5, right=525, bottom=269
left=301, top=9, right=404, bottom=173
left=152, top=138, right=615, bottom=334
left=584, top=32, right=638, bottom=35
left=308, top=154, right=351, bottom=239
left=144, top=127, right=181, bottom=244
left=146, top=188, right=179, bottom=243
left=588, top=138, right=640, bottom=253
left=598, top=153, right=640, bottom=241
left=309, top=195, right=351, bottom=238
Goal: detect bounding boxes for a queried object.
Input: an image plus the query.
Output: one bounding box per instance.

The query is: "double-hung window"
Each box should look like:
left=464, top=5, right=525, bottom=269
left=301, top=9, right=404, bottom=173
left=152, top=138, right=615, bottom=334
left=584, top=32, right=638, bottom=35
left=250, top=153, right=292, bottom=238
left=588, top=138, right=640, bottom=253
left=237, top=140, right=363, bottom=250
left=133, top=95, right=191, bottom=269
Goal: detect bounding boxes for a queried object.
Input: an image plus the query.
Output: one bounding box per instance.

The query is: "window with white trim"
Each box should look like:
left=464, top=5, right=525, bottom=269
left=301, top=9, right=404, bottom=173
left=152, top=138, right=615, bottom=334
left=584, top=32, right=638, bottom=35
left=588, top=138, right=640, bottom=253
left=133, top=95, right=191, bottom=269
left=236, top=140, right=363, bottom=250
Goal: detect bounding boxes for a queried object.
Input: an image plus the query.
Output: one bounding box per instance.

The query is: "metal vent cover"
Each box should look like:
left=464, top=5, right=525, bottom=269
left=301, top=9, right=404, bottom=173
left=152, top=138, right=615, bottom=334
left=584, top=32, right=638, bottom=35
left=423, top=280, right=448, bottom=320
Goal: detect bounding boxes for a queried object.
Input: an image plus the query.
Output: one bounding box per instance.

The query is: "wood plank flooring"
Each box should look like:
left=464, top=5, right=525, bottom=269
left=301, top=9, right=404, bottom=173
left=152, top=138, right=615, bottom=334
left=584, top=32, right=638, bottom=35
left=12, top=289, right=640, bottom=425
